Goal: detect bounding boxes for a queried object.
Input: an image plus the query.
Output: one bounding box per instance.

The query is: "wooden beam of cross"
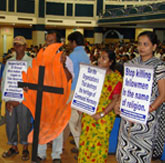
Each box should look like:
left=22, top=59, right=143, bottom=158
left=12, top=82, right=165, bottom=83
left=18, top=66, right=64, bottom=163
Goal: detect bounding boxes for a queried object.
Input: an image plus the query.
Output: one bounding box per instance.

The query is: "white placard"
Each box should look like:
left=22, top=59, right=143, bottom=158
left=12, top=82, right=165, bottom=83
left=71, top=63, right=106, bottom=115
left=120, top=63, right=154, bottom=124
left=2, top=60, right=27, bottom=102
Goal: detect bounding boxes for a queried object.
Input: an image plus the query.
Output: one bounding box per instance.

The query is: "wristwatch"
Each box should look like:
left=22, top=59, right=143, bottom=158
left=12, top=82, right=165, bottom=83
left=100, top=112, right=105, bottom=118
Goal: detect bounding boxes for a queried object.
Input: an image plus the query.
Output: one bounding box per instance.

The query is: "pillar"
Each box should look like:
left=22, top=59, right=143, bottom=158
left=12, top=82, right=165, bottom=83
left=32, top=25, right=45, bottom=46
left=94, top=27, right=103, bottom=44
left=65, top=28, right=84, bottom=44
left=0, top=26, right=14, bottom=61
left=135, top=28, right=153, bottom=41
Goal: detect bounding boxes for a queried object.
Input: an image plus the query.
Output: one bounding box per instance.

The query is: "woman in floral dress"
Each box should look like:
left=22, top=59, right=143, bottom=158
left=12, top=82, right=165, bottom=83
left=78, top=49, right=122, bottom=163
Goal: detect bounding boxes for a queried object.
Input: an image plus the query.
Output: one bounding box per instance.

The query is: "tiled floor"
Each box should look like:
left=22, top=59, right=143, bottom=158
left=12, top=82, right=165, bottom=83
left=0, top=124, right=162, bottom=163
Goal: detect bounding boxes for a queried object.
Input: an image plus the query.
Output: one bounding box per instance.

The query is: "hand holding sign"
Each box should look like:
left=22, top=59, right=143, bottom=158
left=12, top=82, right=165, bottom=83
left=23, top=87, right=29, bottom=92
left=92, top=112, right=102, bottom=121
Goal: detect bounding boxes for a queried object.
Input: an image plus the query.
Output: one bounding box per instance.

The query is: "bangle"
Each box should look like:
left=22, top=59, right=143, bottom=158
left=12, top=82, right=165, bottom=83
left=100, top=112, right=105, bottom=118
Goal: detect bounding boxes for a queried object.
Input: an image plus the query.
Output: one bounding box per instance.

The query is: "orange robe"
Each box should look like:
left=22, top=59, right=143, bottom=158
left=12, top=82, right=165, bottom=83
left=22, top=43, right=71, bottom=144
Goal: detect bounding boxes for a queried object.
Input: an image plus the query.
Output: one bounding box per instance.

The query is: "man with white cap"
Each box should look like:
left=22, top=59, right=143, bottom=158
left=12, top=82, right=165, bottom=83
left=1, top=36, right=32, bottom=161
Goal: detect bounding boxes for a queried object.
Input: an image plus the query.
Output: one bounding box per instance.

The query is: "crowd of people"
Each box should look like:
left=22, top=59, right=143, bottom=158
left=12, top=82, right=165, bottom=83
left=3, top=33, right=165, bottom=68
left=0, top=30, right=165, bottom=163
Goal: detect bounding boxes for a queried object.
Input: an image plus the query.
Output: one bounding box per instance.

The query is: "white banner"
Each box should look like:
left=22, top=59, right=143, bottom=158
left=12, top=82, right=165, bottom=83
left=71, top=63, right=106, bottom=115
left=120, top=63, right=154, bottom=124
left=2, top=60, right=27, bottom=102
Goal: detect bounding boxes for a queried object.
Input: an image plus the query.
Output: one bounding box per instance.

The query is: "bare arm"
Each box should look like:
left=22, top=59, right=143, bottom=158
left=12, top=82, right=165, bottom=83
left=114, top=96, right=121, bottom=115
left=149, top=79, right=165, bottom=112
left=63, top=67, right=72, bottom=82
left=92, top=94, right=120, bottom=121
left=61, top=53, right=72, bottom=82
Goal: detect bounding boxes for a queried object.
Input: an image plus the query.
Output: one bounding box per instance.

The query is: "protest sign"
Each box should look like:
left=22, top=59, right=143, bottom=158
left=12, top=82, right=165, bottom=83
left=2, top=60, right=27, bottom=102
left=71, top=63, right=106, bottom=115
left=120, top=63, right=154, bottom=124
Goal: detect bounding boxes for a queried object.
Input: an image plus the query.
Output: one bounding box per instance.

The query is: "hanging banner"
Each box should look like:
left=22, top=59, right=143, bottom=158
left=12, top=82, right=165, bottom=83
left=71, top=63, right=106, bottom=115
left=2, top=60, right=27, bottom=102
left=120, top=63, right=154, bottom=124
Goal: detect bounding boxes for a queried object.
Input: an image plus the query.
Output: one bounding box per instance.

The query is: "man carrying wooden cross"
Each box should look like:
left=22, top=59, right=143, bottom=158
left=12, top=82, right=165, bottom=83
left=36, top=31, right=73, bottom=163
left=21, top=30, right=73, bottom=163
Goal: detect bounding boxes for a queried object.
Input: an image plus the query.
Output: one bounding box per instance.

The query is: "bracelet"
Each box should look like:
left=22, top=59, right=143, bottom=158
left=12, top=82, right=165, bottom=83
left=100, top=112, right=105, bottom=118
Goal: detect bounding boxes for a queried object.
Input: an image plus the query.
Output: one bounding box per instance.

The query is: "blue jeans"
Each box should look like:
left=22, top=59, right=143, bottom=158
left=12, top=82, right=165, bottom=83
left=37, top=132, right=63, bottom=160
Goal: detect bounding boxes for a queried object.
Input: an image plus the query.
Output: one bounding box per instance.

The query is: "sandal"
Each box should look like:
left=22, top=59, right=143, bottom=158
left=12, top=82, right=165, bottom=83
left=21, top=149, right=30, bottom=161
left=2, top=147, right=19, bottom=158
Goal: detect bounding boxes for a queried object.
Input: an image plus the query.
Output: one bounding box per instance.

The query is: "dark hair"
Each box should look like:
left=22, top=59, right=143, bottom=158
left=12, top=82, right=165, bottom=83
left=102, top=49, right=116, bottom=71
left=124, top=54, right=130, bottom=60
left=138, top=31, right=158, bottom=45
left=68, top=31, right=84, bottom=46
left=47, top=30, right=61, bottom=43
left=130, top=53, right=136, bottom=59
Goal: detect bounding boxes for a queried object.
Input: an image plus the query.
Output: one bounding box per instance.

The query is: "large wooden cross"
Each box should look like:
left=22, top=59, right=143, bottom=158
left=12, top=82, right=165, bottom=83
left=18, top=66, right=64, bottom=162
